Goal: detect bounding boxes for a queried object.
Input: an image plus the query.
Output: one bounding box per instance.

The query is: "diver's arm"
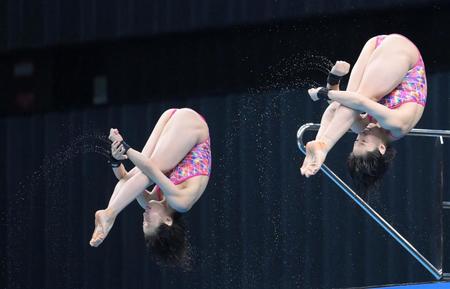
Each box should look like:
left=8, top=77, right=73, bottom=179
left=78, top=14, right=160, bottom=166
left=327, top=90, right=407, bottom=132
left=126, top=149, right=196, bottom=213
left=310, top=88, right=406, bottom=133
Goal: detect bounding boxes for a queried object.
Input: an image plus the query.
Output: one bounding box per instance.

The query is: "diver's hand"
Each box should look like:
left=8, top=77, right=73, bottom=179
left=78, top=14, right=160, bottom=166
left=109, top=128, right=124, bottom=143
left=330, top=61, right=351, bottom=76
left=111, top=140, right=128, bottom=160
left=308, top=87, right=320, bottom=102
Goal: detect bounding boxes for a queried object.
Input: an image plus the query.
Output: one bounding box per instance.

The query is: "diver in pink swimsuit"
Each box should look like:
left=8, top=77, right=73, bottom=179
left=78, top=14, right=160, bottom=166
left=154, top=137, right=211, bottom=201
left=152, top=109, right=211, bottom=201
left=302, top=34, right=427, bottom=195
left=367, top=35, right=427, bottom=125
left=90, top=108, right=211, bottom=266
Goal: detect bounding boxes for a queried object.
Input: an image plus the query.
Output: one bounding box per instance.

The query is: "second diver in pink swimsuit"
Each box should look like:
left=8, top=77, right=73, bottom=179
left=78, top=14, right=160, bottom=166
left=90, top=108, right=211, bottom=267
left=301, top=34, right=427, bottom=196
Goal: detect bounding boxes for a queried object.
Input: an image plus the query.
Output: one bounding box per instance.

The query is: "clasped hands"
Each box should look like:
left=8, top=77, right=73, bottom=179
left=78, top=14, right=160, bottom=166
left=109, top=128, right=128, bottom=161
left=308, top=60, right=351, bottom=101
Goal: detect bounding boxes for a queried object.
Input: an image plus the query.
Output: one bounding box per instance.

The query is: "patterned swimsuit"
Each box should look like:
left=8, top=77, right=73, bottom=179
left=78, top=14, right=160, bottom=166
left=155, top=109, right=211, bottom=200
left=375, top=35, right=427, bottom=109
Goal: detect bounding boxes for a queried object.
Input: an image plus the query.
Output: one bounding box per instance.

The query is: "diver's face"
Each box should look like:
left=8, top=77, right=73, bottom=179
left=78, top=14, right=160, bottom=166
left=142, top=200, right=172, bottom=236
left=352, top=125, right=386, bottom=156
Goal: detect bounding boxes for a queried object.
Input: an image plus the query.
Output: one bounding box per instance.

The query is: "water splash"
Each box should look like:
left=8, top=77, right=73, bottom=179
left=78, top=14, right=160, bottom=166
left=218, top=52, right=333, bottom=195
left=257, top=52, right=333, bottom=94
left=6, top=130, right=111, bottom=288
left=205, top=52, right=333, bottom=288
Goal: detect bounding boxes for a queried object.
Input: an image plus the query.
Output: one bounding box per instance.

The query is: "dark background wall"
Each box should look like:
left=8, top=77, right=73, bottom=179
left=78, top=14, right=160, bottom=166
left=0, top=0, right=434, bottom=50
left=1, top=2, right=450, bottom=116
left=1, top=1, right=450, bottom=289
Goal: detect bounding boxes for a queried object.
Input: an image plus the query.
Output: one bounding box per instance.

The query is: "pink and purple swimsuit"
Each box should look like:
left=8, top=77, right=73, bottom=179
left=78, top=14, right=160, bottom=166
left=155, top=109, right=211, bottom=200
left=375, top=35, right=427, bottom=109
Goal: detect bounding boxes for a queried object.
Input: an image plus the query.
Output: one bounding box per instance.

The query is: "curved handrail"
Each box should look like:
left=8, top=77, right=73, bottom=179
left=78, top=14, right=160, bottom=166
left=296, top=123, right=449, bottom=280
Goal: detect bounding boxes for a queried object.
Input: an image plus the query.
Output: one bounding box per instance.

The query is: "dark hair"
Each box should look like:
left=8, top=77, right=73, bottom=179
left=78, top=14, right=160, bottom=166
left=347, top=144, right=396, bottom=197
left=144, top=212, right=190, bottom=268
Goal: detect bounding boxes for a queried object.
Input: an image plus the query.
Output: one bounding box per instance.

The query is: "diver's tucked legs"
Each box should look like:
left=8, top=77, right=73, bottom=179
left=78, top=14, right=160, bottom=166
left=313, top=38, right=377, bottom=140
left=302, top=35, right=414, bottom=177
left=301, top=107, right=360, bottom=177
left=90, top=109, right=206, bottom=247
left=90, top=172, right=153, bottom=247
left=301, top=39, right=377, bottom=175
left=107, top=178, right=127, bottom=207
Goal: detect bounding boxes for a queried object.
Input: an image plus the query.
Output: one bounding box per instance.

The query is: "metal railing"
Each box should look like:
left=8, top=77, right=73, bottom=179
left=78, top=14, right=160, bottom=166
left=296, top=123, right=450, bottom=280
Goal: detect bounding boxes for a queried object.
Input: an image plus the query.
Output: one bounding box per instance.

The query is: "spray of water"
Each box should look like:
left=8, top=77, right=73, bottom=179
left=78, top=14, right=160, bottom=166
left=6, top=130, right=111, bottom=288
left=205, top=52, right=333, bottom=287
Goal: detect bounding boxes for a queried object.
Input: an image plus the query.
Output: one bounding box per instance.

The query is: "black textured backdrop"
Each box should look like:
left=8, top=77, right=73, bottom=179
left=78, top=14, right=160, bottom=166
left=1, top=84, right=449, bottom=288
left=0, top=0, right=433, bottom=50
left=1, top=1, right=450, bottom=289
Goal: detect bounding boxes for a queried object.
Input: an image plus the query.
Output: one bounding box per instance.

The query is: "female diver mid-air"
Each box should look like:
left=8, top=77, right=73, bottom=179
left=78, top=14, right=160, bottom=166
left=301, top=34, right=427, bottom=193
left=90, top=108, right=211, bottom=266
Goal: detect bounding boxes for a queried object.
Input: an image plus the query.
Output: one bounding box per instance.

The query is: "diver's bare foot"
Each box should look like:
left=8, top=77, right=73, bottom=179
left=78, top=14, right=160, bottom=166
left=300, top=150, right=313, bottom=175
left=89, top=209, right=116, bottom=247
left=90, top=218, right=104, bottom=247
left=302, top=140, right=329, bottom=178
